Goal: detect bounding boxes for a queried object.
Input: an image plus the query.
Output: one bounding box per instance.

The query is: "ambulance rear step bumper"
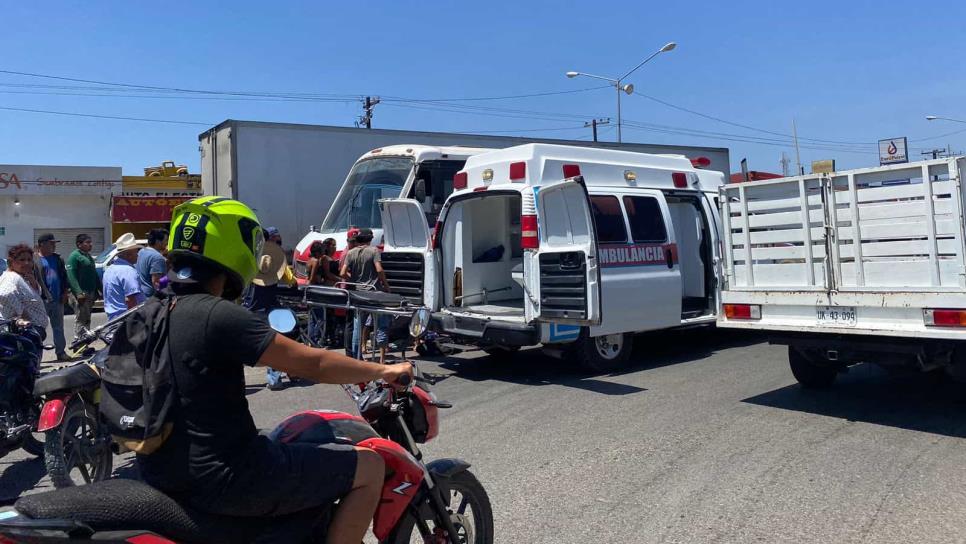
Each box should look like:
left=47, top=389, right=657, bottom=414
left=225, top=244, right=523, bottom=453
left=432, top=313, right=539, bottom=347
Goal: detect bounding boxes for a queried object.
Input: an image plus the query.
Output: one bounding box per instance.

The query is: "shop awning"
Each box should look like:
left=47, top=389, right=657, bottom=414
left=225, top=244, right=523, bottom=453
left=111, top=196, right=192, bottom=222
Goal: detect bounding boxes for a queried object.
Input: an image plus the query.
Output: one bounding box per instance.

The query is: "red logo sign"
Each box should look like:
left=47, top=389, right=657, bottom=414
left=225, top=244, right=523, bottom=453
left=112, top=196, right=192, bottom=222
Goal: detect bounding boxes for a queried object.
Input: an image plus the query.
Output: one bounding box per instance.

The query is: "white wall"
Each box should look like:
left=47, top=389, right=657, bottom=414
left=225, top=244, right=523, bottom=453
left=0, top=164, right=119, bottom=255
left=0, top=194, right=111, bottom=254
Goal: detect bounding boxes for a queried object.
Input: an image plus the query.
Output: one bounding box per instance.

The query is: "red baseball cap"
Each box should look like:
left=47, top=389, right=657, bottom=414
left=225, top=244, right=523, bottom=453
left=347, top=227, right=361, bottom=242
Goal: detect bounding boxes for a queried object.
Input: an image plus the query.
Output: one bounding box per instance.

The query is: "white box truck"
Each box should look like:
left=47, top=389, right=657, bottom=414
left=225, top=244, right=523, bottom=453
left=716, top=157, right=966, bottom=386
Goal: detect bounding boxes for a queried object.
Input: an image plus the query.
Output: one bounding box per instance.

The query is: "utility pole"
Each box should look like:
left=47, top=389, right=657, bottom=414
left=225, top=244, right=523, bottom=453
left=358, top=96, right=380, bottom=129
left=922, top=148, right=947, bottom=181
left=584, top=118, right=610, bottom=142
left=792, top=119, right=803, bottom=175
left=780, top=152, right=790, bottom=177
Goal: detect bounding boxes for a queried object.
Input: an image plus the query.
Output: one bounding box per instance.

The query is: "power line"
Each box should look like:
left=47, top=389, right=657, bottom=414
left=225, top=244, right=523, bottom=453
left=460, top=125, right=588, bottom=134
left=0, top=105, right=210, bottom=125
left=0, top=69, right=608, bottom=103
left=0, top=89, right=354, bottom=103
left=3, top=68, right=956, bottom=150
left=630, top=91, right=877, bottom=146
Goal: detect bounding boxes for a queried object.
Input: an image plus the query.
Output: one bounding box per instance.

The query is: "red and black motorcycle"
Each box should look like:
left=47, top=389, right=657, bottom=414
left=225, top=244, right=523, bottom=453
left=0, top=308, right=493, bottom=544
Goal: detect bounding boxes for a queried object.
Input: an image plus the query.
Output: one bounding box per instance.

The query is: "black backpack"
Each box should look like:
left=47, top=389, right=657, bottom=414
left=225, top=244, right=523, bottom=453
left=99, top=295, right=179, bottom=454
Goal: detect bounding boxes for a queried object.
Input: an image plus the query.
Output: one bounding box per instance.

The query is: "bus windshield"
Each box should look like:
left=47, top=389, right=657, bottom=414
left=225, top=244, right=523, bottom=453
left=321, top=157, right=414, bottom=233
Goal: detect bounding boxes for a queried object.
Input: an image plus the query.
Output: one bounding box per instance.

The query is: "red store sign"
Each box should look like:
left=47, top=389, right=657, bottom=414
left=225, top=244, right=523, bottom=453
left=112, top=196, right=192, bottom=222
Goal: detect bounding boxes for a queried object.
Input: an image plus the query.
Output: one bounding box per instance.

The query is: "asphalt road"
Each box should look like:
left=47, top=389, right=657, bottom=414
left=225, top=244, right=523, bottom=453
left=4, top=314, right=966, bottom=543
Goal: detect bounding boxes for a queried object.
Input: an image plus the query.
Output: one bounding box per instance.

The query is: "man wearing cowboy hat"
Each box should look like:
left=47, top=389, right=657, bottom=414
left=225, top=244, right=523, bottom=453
left=102, top=233, right=146, bottom=320
left=242, top=232, right=297, bottom=390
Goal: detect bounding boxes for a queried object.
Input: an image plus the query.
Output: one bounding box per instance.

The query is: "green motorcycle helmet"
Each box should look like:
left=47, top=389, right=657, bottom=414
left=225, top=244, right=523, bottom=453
left=167, top=196, right=263, bottom=298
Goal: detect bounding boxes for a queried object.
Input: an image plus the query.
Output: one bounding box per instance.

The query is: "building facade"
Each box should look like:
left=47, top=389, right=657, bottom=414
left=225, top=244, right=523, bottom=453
left=0, top=165, right=121, bottom=255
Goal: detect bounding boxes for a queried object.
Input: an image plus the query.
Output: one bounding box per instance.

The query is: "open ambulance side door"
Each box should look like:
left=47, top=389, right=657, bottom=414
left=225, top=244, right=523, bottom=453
left=378, top=198, right=437, bottom=310
left=524, top=177, right=602, bottom=326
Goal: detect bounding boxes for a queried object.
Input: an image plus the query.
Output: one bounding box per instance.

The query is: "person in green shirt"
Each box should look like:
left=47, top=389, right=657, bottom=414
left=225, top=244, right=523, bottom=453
left=65, top=233, right=99, bottom=340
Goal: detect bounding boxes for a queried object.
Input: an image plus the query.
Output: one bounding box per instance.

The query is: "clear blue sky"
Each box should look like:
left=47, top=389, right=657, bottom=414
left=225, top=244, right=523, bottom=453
left=3, top=0, right=965, bottom=175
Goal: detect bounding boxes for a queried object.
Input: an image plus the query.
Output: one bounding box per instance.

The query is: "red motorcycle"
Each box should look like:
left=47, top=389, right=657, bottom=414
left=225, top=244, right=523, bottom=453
left=0, top=308, right=493, bottom=543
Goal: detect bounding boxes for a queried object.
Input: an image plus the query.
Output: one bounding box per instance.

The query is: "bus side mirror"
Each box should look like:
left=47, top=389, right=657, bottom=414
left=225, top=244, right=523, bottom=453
left=414, top=178, right=427, bottom=202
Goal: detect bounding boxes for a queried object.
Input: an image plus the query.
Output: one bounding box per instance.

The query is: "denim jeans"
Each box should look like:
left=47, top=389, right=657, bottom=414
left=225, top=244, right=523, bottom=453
left=44, top=299, right=66, bottom=356
left=266, top=367, right=286, bottom=387
left=307, top=308, right=326, bottom=348
left=351, top=311, right=391, bottom=359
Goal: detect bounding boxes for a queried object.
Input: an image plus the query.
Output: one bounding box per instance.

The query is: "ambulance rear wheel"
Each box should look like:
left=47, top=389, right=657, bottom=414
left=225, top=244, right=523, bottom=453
left=569, top=330, right=633, bottom=373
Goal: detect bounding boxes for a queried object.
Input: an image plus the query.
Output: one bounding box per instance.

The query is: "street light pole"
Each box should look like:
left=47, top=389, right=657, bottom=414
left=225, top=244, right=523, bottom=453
left=926, top=115, right=966, bottom=124
left=567, top=42, right=676, bottom=143
left=616, top=84, right=622, bottom=142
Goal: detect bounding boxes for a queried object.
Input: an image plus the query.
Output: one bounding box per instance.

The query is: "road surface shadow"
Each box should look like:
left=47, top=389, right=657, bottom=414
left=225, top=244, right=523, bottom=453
left=615, top=327, right=767, bottom=376
left=425, top=328, right=767, bottom=395
left=432, top=350, right=646, bottom=396
left=0, top=458, right=46, bottom=505
left=743, top=364, right=966, bottom=438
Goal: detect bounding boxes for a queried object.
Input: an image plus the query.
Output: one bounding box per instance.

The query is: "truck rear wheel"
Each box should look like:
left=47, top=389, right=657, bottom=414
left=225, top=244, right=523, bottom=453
left=788, top=346, right=838, bottom=389
left=568, top=330, right=633, bottom=373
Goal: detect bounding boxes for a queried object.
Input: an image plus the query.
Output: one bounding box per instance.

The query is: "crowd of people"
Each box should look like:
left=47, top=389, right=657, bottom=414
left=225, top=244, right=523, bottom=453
left=1, top=196, right=414, bottom=542
left=0, top=221, right=391, bottom=383
left=0, top=229, right=171, bottom=359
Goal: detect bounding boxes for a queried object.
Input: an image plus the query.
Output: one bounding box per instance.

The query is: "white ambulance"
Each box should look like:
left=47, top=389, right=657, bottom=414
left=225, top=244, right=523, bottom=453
left=378, top=143, right=725, bottom=371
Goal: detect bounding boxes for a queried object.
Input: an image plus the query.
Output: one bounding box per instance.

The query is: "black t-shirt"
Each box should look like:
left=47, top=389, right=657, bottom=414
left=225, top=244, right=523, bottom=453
left=138, top=293, right=276, bottom=496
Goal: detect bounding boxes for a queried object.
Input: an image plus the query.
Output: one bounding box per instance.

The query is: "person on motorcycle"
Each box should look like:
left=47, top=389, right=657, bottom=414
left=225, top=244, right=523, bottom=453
left=140, top=196, right=413, bottom=543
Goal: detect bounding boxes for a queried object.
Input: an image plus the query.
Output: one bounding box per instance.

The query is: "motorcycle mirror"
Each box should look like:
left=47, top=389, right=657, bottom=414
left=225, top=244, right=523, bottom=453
left=409, top=308, right=432, bottom=339
left=267, top=308, right=297, bottom=334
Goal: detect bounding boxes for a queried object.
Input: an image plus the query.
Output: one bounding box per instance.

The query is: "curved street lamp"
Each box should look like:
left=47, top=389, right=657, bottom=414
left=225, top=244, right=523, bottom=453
left=566, top=42, right=676, bottom=143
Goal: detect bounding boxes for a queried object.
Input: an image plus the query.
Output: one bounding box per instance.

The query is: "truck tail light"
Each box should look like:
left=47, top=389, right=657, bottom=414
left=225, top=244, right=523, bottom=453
left=509, top=162, right=526, bottom=182
left=723, top=304, right=761, bottom=320
left=924, top=308, right=966, bottom=327
left=521, top=214, right=539, bottom=249
left=453, top=171, right=468, bottom=190
left=562, top=164, right=581, bottom=178
left=672, top=172, right=688, bottom=188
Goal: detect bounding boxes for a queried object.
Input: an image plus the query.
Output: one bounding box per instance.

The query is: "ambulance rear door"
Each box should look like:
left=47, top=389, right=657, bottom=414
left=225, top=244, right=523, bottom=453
left=378, top=198, right=437, bottom=309
left=524, top=176, right=601, bottom=326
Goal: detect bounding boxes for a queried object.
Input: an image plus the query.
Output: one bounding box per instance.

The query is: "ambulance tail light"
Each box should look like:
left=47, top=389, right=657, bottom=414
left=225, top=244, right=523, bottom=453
left=924, top=308, right=966, bottom=327
left=509, top=162, right=526, bottom=182
left=453, top=171, right=468, bottom=190
left=723, top=304, right=761, bottom=320
left=521, top=214, right=539, bottom=249
left=672, top=172, right=688, bottom=188
left=562, top=164, right=581, bottom=178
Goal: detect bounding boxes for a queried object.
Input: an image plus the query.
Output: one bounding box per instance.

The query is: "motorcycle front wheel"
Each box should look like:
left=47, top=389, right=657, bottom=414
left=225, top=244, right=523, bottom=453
left=387, top=469, right=494, bottom=544
left=44, top=399, right=113, bottom=488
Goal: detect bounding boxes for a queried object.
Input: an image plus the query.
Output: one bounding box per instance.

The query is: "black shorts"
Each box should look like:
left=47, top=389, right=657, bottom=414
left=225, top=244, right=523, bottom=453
left=189, top=436, right=358, bottom=518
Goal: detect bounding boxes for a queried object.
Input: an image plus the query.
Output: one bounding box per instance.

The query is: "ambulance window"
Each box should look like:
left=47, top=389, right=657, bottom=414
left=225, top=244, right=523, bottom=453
left=623, top=196, right=667, bottom=243
left=589, top=195, right=628, bottom=243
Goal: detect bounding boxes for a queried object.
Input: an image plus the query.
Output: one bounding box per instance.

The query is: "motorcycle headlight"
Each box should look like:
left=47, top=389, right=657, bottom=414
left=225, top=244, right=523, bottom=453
left=409, top=308, right=431, bottom=339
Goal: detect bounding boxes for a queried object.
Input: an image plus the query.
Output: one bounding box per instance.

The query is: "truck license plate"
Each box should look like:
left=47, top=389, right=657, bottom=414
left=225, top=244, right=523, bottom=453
left=816, top=306, right=856, bottom=327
